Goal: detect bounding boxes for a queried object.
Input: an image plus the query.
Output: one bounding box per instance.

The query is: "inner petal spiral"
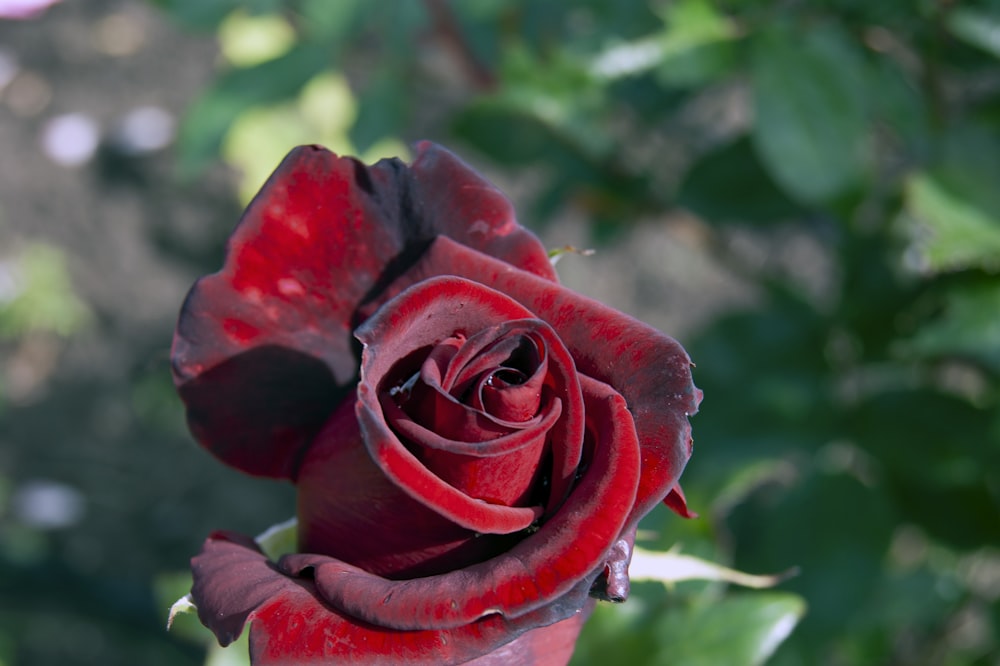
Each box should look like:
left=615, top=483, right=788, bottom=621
left=401, top=331, right=548, bottom=434
left=470, top=336, right=547, bottom=423
left=355, top=276, right=586, bottom=536
left=381, top=326, right=558, bottom=508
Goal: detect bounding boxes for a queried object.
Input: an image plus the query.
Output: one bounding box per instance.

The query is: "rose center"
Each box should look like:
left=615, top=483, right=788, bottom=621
left=380, top=326, right=558, bottom=508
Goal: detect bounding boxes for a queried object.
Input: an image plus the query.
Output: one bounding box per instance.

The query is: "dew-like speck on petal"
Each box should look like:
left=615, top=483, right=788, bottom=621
left=468, top=219, right=490, bottom=236
left=41, top=113, right=100, bottom=167
left=276, top=277, right=305, bottom=297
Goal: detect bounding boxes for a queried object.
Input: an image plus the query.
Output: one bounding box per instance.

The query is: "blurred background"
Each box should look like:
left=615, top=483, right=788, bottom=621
left=0, top=1, right=998, bottom=664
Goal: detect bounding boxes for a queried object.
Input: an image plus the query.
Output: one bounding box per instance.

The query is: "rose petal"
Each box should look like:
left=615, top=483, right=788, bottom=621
left=296, top=397, right=540, bottom=578
left=411, top=328, right=548, bottom=431
left=461, top=607, right=592, bottom=666
left=290, top=374, right=639, bottom=632
left=382, top=394, right=558, bottom=457
left=663, top=484, right=698, bottom=518
left=407, top=141, right=558, bottom=284
left=384, top=400, right=560, bottom=508
left=175, top=346, right=341, bottom=479
left=190, top=532, right=592, bottom=665
left=380, top=321, right=563, bottom=508
left=389, top=394, right=550, bottom=445
left=361, top=236, right=702, bottom=524
left=356, top=277, right=587, bottom=522
left=172, top=143, right=555, bottom=479
left=397, top=329, right=550, bottom=442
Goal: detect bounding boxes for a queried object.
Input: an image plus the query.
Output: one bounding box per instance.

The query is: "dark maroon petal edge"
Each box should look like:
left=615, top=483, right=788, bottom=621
left=171, top=143, right=556, bottom=480
left=191, top=533, right=594, bottom=665
left=355, top=276, right=587, bottom=531
left=359, top=236, right=702, bottom=523
left=281, top=372, right=639, bottom=632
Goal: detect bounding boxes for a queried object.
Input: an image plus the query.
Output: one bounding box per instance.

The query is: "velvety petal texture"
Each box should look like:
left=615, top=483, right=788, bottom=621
left=173, top=143, right=556, bottom=479
left=173, top=142, right=700, bottom=665
left=356, top=277, right=586, bottom=520
left=358, top=236, right=702, bottom=529
left=191, top=532, right=594, bottom=666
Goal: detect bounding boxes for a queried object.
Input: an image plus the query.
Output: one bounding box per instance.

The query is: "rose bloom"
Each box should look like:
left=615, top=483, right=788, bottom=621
left=172, top=142, right=701, bottom=665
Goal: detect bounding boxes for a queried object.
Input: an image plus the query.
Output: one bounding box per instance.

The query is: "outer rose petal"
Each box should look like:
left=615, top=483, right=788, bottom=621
left=294, top=372, right=639, bottom=631
left=191, top=532, right=594, bottom=666
left=192, top=367, right=636, bottom=661
left=361, top=236, right=703, bottom=524
left=172, top=143, right=555, bottom=479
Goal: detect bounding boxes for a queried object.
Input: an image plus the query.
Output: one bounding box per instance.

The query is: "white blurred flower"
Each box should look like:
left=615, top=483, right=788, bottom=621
left=112, top=105, right=175, bottom=155
left=41, top=112, right=100, bottom=167
left=13, top=480, right=85, bottom=529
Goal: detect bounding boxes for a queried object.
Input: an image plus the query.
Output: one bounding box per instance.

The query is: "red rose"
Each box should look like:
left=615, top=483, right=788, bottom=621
left=172, top=143, right=701, bottom=665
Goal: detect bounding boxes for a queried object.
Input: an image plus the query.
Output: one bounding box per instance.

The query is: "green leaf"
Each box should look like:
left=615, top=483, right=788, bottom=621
left=589, top=0, right=738, bottom=86
left=729, top=471, right=896, bottom=644
left=220, top=71, right=358, bottom=203
left=255, top=517, right=298, bottom=560
left=176, top=43, right=330, bottom=177
left=677, top=136, right=803, bottom=224
left=349, top=69, right=406, bottom=154
left=682, top=303, right=832, bottom=445
left=868, top=57, right=932, bottom=160
left=890, top=480, right=1000, bottom=550
left=452, top=102, right=557, bottom=166
left=572, top=588, right=805, bottom=666
left=630, top=547, right=798, bottom=589
left=947, top=8, right=1000, bottom=59
left=152, top=0, right=284, bottom=31
left=848, top=390, right=996, bottom=488
left=902, top=281, right=1000, bottom=373
left=205, top=632, right=251, bottom=666
left=847, top=390, right=1000, bottom=549
left=751, top=24, right=869, bottom=204
left=493, top=45, right=612, bottom=158
left=901, top=125, right=1000, bottom=274
left=295, top=0, right=367, bottom=41
left=903, top=171, right=1000, bottom=273
left=217, top=10, right=297, bottom=67
left=650, top=593, right=806, bottom=666
left=654, top=0, right=738, bottom=87
left=0, top=243, right=91, bottom=338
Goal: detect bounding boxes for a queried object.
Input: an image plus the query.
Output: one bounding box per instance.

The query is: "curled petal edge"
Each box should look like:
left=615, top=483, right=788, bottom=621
left=286, top=373, right=639, bottom=632
left=355, top=276, right=587, bottom=531
left=190, top=532, right=595, bottom=666
left=360, top=237, right=702, bottom=524
left=171, top=142, right=557, bottom=481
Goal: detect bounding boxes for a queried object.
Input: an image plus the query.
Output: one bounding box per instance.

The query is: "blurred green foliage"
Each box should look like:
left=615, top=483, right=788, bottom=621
left=98, top=0, right=1000, bottom=662
left=0, top=244, right=91, bottom=340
